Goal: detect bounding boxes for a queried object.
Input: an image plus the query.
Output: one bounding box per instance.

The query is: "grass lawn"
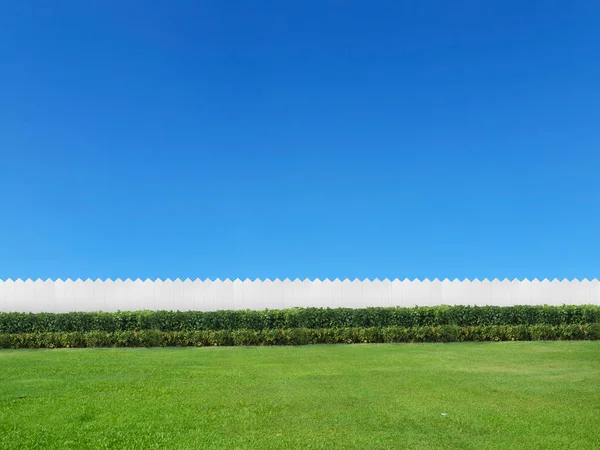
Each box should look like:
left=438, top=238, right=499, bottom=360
left=1, top=342, right=599, bottom=449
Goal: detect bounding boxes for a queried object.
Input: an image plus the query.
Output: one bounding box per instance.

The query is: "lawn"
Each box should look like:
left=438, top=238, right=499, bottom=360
left=1, top=342, right=599, bottom=449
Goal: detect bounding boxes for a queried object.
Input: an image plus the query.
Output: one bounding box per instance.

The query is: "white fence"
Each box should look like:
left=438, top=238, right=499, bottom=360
left=0, top=278, right=598, bottom=313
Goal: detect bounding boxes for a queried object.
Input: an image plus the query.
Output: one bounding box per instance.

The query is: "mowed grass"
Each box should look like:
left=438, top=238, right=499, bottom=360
left=1, top=343, right=599, bottom=449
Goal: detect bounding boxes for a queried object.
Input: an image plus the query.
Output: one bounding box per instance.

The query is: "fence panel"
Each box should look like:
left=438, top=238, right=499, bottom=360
left=0, top=278, right=598, bottom=312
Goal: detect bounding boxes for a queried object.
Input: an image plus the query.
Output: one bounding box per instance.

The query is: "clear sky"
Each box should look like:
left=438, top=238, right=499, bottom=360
left=1, top=1, right=599, bottom=280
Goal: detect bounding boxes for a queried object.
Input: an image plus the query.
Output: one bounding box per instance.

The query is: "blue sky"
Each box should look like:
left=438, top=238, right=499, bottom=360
left=1, top=1, right=599, bottom=280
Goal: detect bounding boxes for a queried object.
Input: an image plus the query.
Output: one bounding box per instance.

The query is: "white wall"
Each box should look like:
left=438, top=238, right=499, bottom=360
left=0, top=279, right=598, bottom=313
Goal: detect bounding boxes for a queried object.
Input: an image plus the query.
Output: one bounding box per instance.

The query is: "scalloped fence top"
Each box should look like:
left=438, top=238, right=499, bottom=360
left=0, top=278, right=597, bottom=283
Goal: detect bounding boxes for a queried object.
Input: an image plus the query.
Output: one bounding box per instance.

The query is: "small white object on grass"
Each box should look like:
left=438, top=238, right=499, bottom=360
left=441, top=413, right=447, bottom=416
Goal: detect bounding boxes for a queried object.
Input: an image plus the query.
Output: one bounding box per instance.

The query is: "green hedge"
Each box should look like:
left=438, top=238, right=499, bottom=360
left=1, top=324, right=599, bottom=348
left=1, top=305, right=599, bottom=334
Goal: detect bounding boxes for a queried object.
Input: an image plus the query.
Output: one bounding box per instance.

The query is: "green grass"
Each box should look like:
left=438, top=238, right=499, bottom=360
left=1, top=342, right=599, bottom=449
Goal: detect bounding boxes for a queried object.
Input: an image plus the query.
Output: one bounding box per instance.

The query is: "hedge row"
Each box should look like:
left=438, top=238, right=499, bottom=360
left=1, top=324, right=599, bottom=348
left=1, top=305, right=599, bottom=334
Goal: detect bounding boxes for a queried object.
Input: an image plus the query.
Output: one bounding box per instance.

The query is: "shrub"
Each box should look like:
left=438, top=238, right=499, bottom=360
left=1, top=305, right=599, bottom=334
left=0, top=324, right=598, bottom=349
